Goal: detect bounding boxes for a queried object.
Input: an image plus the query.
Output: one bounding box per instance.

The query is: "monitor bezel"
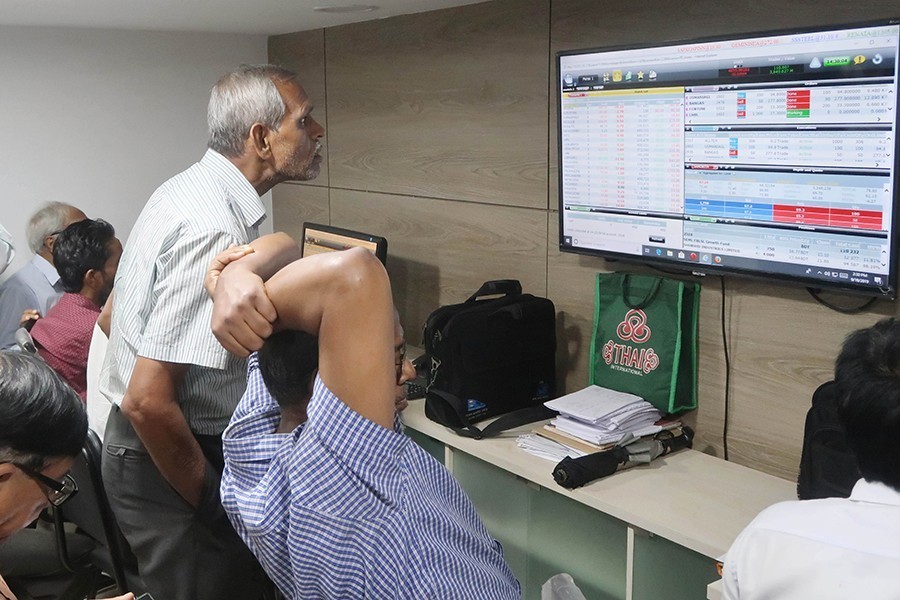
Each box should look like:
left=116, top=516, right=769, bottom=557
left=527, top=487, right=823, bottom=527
left=556, top=17, right=900, bottom=299
left=300, top=222, right=388, bottom=265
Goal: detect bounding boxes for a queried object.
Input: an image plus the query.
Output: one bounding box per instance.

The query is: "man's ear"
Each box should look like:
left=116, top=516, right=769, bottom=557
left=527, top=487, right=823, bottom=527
left=44, top=235, right=57, bottom=254
left=83, top=268, right=101, bottom=291
left=248, top=122, right=273, bottom=159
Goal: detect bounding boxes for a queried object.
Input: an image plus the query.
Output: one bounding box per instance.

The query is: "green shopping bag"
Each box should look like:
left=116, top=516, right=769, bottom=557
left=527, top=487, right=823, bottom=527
left=589, top=272, right=700, bottom=414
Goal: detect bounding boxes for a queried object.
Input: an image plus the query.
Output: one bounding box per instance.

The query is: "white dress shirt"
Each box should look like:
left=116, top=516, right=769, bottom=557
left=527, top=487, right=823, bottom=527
left=723, top=478, right=900, bottom=599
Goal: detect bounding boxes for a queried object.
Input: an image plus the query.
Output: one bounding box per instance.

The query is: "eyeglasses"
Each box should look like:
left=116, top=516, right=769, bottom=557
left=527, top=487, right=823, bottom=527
left=395, top=342, right=407, bottom=368
left=14, top=463, right=78, bottom=507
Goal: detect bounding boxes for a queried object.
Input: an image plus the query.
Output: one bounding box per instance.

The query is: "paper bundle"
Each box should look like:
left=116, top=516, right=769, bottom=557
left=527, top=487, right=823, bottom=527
left=543, top=385, right=662, bottom=446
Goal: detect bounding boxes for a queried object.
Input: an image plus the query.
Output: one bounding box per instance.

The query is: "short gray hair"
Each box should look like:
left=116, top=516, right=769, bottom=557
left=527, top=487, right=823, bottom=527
left=27, top=202, right=81, bottom=254
left=208, top=64, right=297, bottom=158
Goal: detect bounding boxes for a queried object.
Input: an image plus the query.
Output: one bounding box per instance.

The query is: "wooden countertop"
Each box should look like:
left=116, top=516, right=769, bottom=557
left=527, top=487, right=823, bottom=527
left=402, top=398, right=796, bottom=560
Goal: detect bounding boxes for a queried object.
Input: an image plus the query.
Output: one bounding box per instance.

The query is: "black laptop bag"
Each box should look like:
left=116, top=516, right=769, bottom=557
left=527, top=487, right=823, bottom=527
left=422, top=280, right=557, bottom=438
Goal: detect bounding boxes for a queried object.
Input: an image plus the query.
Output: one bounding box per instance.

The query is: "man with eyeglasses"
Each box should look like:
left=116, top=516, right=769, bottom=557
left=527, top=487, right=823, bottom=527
left=214, top=247, right=519, bottom=599
left=0, top=351, right=133, bottom=600
left=0, top=202, right=86, bottom=349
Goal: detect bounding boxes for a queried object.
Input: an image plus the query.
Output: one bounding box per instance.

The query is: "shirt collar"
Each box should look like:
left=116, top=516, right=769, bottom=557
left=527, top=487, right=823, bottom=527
left=199, top=149, right=267, bottom=230
left=59, top=292, right=102, bottom=312
left=305, top=375, right=408, bottom=500
left=30, top=254, right=60, bottom=286
left=849, top=478, right=900, bottom=506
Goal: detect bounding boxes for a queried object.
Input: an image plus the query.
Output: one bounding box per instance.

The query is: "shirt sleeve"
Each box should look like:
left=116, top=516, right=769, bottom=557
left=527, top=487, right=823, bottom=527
left=0, top=278, right=38, bottom=349
left=137, top=229, right=241, bottom=370
left=0, top=222, right=14, bottom=275
left=721, top=527, right=748, bottom=600
left=232, top=354, right=280, bottom=422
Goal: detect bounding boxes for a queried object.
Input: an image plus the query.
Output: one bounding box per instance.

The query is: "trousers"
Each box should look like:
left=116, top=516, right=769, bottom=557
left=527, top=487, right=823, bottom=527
left=102, top=405, right=273, bottom=600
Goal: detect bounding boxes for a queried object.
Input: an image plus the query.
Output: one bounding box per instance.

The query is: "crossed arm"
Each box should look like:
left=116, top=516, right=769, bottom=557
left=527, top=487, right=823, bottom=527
left=121, top=233, right=300, bottom=508
left=213, top=246, right=398, bottom=430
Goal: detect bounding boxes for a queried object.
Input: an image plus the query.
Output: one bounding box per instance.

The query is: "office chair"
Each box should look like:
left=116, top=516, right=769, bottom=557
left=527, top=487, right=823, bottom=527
left=14, top=326, right=37, bottom=355
left=53, top=429, right=140, bottom=596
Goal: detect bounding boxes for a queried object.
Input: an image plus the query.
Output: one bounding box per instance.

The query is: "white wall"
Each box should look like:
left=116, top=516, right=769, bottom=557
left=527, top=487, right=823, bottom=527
left=0, top=26, right=269, bottom=278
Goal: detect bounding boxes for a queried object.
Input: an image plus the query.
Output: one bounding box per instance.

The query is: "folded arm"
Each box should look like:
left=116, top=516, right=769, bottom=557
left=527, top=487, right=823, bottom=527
left=208, top=232, right=302, bottom=357
left=217, top=248, right=397, bottom=429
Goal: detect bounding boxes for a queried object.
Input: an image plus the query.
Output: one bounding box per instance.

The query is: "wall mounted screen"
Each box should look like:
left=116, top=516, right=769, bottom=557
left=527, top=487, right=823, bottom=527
left=558, top=19, right=900, bottom=297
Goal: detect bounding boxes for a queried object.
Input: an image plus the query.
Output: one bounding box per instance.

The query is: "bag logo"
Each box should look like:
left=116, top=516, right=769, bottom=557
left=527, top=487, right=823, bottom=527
left=616, top=309, right=652, bottom=343
left=603, top=309, right=659, bottom=375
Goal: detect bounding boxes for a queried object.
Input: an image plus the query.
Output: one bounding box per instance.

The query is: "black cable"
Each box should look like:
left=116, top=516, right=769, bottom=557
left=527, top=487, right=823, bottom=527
left=721, top=277, right=730, bottom=462
left=806, top=288, right=878, bottom=314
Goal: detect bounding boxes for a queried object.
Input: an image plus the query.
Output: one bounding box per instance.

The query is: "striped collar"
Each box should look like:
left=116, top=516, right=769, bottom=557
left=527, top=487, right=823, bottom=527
left=304, top=375, right=409, bottom=502
left=199, top=149, right=266, bottom=230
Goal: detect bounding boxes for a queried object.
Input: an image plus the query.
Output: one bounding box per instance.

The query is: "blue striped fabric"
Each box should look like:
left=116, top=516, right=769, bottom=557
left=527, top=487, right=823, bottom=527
left=222, top=357, right=521, bottom=599
left=101, top=149, right=265, bottom=434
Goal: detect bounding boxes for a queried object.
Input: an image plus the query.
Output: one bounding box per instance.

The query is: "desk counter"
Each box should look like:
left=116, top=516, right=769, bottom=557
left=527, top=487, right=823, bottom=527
left=401, top=399, right=795, bottom=599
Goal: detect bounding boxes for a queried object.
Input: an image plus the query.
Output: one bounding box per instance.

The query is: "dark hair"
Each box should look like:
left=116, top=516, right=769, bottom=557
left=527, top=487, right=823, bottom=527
left=834, top=317, right=900, bottom=491
left=0, top=352, right=87, bottom=469
left=53, top=219, right=116, bottom=293
left=258, top=330, right=319, bottom=409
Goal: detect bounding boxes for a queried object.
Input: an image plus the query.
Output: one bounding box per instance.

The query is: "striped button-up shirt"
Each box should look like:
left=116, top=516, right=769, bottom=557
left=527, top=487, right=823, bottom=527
left=222, top=357, right=521, bottom=599
left=100, top=149, right=265, bottom=435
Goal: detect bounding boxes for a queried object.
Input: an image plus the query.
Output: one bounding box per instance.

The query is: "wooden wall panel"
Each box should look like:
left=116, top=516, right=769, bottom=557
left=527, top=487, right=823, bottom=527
left=325, top=0, right=550, bottom=208
left=271, top=183, right=329, bottom=241
left=269, top=29, right=329, bottom=187
left=273, top=1, right=900, bottom=480
left=330, top=189, right=548, bottom=342
left=546, top=210, right=606, bottom=393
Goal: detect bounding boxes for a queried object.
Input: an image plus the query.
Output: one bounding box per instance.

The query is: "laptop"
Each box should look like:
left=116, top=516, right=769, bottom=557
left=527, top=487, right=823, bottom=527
left=300, top=222, right=388, bottom=265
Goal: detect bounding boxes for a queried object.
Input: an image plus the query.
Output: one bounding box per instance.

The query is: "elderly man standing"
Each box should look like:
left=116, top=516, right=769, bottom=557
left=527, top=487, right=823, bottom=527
left=0, top=202, right=86, bottom=348
left=100, top=64, right=324, bottom=600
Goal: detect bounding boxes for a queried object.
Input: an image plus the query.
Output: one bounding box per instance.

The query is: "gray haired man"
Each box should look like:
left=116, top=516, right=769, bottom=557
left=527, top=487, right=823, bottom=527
left=100, top=64, right=324, bottom=600
left=0, top=202, right=86, bottom=348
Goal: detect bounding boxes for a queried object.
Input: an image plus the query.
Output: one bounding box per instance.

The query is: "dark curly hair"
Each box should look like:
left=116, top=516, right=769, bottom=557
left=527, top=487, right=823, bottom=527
left=53, top=219, right=116, bottom=293
left=258, top=330, right=319, bottom=410
left=835, top=317, right=900, bottom=491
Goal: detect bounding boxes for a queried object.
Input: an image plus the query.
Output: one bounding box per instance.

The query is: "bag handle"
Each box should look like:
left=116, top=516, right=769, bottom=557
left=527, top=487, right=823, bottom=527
left=425, top=388, right=556, bottom=439
left=466, top=280, right=522, bottom=303
left=621, top=274, right=662, bottom=310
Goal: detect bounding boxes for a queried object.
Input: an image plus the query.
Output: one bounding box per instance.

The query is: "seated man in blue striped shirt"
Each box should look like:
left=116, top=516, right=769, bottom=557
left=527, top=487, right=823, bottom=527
left=216, top=247, right=520, bottom=599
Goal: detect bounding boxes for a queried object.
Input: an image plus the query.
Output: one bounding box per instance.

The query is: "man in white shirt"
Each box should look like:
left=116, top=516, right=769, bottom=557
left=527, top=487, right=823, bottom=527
left=100, top=64, right=323, bottom=600
left=0, top=203, right=86, bottom=348
left=723, top=317, right=900, bottom=599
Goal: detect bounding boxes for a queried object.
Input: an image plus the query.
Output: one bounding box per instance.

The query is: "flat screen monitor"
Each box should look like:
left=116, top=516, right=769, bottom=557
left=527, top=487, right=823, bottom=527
left=300, top=222, right=388, bottom=265
left=557, top=19, right=900, bottom=297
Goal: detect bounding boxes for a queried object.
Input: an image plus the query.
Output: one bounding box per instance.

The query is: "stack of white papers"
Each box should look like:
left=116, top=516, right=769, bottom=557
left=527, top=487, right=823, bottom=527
left=543, top=385, right=662, bottom=446
left=516, top=433, right=587, bottom=462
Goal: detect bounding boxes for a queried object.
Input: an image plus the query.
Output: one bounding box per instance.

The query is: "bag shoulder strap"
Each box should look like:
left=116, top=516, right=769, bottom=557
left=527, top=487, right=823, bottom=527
left=621, top=273, right=663, bottom=310
left=425, top=388, right=556, bottom=439
left=466, top=280, right=522, bottom=303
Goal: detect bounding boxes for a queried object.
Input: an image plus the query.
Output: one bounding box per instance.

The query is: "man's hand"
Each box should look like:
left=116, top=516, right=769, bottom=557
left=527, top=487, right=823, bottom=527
left=208, top=233, right=301, bottom=357
left=19, top=309, right=40, bottom=330
left=210, top=252, right=277, bottom=357
left=204, top=244, right=254, bottom=297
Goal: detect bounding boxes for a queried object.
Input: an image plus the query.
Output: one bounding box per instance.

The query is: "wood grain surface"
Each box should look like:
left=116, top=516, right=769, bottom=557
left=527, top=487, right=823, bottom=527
left=271, top=0, right=900, bottom=480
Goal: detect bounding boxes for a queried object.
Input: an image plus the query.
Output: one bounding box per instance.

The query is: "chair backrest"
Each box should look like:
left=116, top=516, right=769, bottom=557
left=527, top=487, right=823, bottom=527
left=55, top=429, right=137, bottom=594
left=14, top=327, right=37, bottom=354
